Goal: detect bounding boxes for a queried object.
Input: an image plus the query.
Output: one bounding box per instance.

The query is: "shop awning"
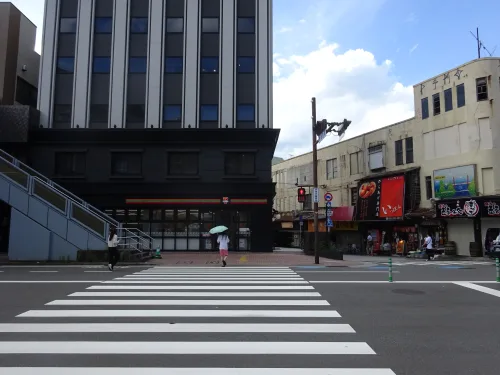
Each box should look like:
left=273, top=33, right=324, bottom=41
left=332, top=206, right=354, bottom=221
left=405, top=207, right=436, bottom=219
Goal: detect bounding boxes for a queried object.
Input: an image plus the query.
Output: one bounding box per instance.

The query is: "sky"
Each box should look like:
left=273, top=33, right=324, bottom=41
left=10, top=0, right=500, bottom=159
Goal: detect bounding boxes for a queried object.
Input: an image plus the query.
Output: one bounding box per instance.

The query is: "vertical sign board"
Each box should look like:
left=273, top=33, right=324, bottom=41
left=312, top=188, right=319, bottom=203
left=324, top=192, right=333, bottom=227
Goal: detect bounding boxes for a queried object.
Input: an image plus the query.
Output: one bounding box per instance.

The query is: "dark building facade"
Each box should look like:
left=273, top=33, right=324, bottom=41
left=26, top=0, right=276, bottom=251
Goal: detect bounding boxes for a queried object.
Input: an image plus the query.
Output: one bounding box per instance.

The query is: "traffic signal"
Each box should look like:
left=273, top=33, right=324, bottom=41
left=297, top=187, right=306, bottom=203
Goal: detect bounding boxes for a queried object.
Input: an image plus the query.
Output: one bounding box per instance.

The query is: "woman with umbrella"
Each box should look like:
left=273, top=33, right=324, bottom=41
left=209, top=225, right=230, bottom=267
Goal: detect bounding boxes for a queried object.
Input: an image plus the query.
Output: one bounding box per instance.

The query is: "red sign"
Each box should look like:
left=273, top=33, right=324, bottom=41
left=222, top=197, right=229, bottom=204
left=379, top=176, right=404, bottom=218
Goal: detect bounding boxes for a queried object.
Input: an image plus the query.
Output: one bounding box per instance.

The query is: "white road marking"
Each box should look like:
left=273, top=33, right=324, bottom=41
left=453, top=282, right=500, bottom=298
left=310, top=280, right=499, bottom=284
left=115, top=277, right=305, bottom=281
left=70, top=292, right=322, bottom=297
left=0, top=368, right=397, bottom=375
left=87, top=285, right=315, bottom=290
left=0, top=281, right=105, bottom=283
left=29, top=271, right=58, bottom=273
left=17, top=310, right=341, bottom=318
left=149, top=267, right=292, bottom=269
left=132, top=273, right=300, bottom=276
left=0, top=341, right=373, bottom=355
left=47, top=299, right=330, bottom=306
left=103, top=280, right=309, bottom=284
left=0, top=323, right=353, bottom=333
left=84, top=271, right=112, bottom=273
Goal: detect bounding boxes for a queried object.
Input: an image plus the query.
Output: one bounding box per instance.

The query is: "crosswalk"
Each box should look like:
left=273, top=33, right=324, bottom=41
left=0, top=266, right=396, bottom=374
left=377, top=261, right=494, bottom=266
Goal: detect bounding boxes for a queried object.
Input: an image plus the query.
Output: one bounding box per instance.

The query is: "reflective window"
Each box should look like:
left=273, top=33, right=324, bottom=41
left=202, top=18, right=219, bottom=33
left=129, top=57, right=147, bottom=73
left=237, top=57, right=255, bottom=73
left=165, top=57, right=183, bottom=73
left=130, top=17, right=148, bottom=33
left=90, top=104, right=109, bottom=122
left=57, top=57, right=75, bottom=73
left=95, top=17, right=113, bottom=33
left=238, top=18, right=255, bottom=33
left=166, top=18, right=184, bottom=33
left=224, top=152, right=255, bottom=175
left=237, top=104, right=255, bottom=122
left=201, top=57, right=219, bottom=73
left=53, top=105, right=72, bottom=123
left=168, top=152, right=199, bottom=176
left=60, top=18, right=77, bottom=33
left=111, top=152, right=142, bottom=176
left=126, top=104, right=146, bottom=122
left=200, top=105, right=218, bottom=121
left=163, top=105, right=182, bottom=121
left=93, top=57, right=111, bottom=73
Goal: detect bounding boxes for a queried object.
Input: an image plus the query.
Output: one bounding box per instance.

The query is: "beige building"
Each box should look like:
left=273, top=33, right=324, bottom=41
left=273, top=57, right=500, bottom=256
left=0, top=2, right=39, bottom=107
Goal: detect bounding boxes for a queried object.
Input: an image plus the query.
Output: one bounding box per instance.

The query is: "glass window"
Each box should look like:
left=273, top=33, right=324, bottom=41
left=111, top=152, right=142, bottom=176
left=53, top=105, right=72, bottom=123
left=95, top=17, right=113, bottom=33
left=128, top=209, right=139, bottom=221
left=152, top=209, right=162, bottom=220
left=55, top=152, right=86, bottom=176
left=237, top=57, right=255, bottom=73
left=224, top=152, right=255, bottom=175
left=189, top=209, right=199, bottom=221
left=126, top=104, right=146, bottom=122
left=238, top=17, right=255, bottom=33
left=167, top=152, right=199, bottom=176
left=444, top=88, right=452, bottom=112
left=129, top=57, right=147, bottom=73
left=93, top=57, right=111, bottom=73
left=476, top=77, right=488, bottom=101
left=201, top=211, right=214, bottom=221
left=90, top=104, right=108, bottom=123
left=200, top=105, right=218, bottom=121
left=165, top=57, right=183, bottom=73
left=163, top=105, right=182, bottom=121
left=395, top=140, right=403, bottom=166
left=432, top=93, right=440, bottom=115
left=421, top=97, right=429, bottom=119
left=166, top=17, right=184, bottom=33
left=60, top=18, right=77, bottom=33
left=201, top=57, right=219, bottom=73
left=164, top=209, right=175, bottom=221
left=405, top=137, right=414, bottom=164
left=456, top=83, right=465, bottom=108
left=57, top=57, right=75, bottom=73
left=177, top=209, right=187, bottom=221
left=237, top=104, right=255, bottom=122
left=140, top=209, right=150, bottom=220
left=202, top=17, right=219, bottom=33
left=130, top=17, right=148, bottom=33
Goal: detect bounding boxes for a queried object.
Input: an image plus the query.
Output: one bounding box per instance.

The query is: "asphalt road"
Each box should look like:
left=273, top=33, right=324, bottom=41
left=0, top=264, right=498, bottom=374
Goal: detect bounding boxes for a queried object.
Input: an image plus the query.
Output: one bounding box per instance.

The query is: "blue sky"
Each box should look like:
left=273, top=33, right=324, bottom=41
left=10, top=0, right=500, bottom=158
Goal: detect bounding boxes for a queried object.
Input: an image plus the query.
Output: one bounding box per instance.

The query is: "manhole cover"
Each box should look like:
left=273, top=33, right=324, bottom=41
left=392, top=289, right=425, bottom=295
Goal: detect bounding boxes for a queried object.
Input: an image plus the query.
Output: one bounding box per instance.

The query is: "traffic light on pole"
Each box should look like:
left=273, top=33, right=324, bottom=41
left=297, top=187, right=306, bottom=203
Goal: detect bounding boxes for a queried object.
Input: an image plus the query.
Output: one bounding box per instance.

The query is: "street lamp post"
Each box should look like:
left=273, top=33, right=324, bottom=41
left=311, top=97, right=351, bottom=264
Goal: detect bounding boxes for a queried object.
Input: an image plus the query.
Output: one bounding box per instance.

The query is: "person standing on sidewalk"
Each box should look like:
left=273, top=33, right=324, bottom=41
left=217, top=231, right=230, bottom=267
left=366, top=234, right=374, bottom=256
left=107, top=227, right=120, bottom=271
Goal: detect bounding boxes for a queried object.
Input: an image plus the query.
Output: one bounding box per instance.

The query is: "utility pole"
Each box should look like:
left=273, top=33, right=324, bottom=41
left=311, top=97, right=319, bottom=264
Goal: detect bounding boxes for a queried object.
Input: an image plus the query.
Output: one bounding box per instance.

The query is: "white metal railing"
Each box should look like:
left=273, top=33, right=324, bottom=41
left=0, top=149, right=152, bottom=250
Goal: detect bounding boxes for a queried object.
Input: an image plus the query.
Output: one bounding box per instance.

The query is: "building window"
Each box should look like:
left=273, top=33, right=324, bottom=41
left=163, top=105, right=182, bottom=121
left=425, top=176, right=432, bottom=200
left=326, top=158, right=338, bottom=179
left=476, top=77, right=488, bottom=101
left=201, top=57, right=219, bottom=73
left=167, top=152, right=199, bottom=176
left=237, top=57, right=255, bottom=73
left=456, top=83, right=465, bottom=108
left=405, top=137, right=414, bottom=164
left=129, top=57, right=147, bottom=73
left=349, top=152, right=361, bottom=175
left=421, top=97, right=429, bottom=119
left=351, top=187, right=357, bottom=207
left=111, top=152, right=142, bottom=176
left=202, top=17, right=219, bottom=33
left=395, top=139, right=403, bottom=166
left=237, top=105, right=255, bottom=122
left=432, top=93, right=440, bottom=115
left=93, top=57, right=111, bottom=73
left=55, top=152, right=86, bottom=177
left=166, top=18, right=183, bottom=33
left=368, top=145, right=384, bottom=170
left=237, top=17, right=255, bottom=33
left=130, top=17, right=148, bottom=33
left=90, top=104, right=109, bottom=123
left=225, top=152, right=255, bottom=175
left=200, top=105, right=218, bottom=121
left=95, top=17, right=113, bottom=33
left=444, top=88, right=452, bottom=112
left=126, top=104, right=146, bottom=122
left=57, top=57, right=75, bottom=73
left=165, top=57, right=183, bottom=73
left=59, top=18, right=77, bottom=33
left=53, top=105, right=72, bottom=123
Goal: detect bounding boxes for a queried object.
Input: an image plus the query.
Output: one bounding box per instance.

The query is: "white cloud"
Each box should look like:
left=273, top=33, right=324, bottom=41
left=279, top=26, right=293, bottom=33
left=299, top=19, right=306, bottom=23
left=273, top=43, right=415, bottom=158
left=409, top=44, right=419, bottom=54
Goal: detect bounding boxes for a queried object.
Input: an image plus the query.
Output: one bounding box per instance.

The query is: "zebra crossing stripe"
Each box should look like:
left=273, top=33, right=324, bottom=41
left=69, top=291, right=322, bottom=297
left=46, top=299, right=330, bottom=306
left=102, top=280, right=309, bottom=284
left=86, top=285, right=315, bottom=290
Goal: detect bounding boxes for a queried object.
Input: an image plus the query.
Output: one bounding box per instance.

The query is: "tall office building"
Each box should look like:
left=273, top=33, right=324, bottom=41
left=27, top=0, right=278, bottom=252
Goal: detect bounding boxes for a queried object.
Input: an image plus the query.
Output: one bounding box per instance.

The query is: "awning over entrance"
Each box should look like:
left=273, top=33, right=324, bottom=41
left=332, top=206, right=354, bottom=221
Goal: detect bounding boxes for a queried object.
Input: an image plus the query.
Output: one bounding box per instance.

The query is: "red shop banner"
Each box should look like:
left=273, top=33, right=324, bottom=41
left=379, top=175, right=405, bottom=218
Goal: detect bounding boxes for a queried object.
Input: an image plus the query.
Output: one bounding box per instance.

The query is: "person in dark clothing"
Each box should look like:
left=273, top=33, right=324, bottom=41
left=107, top=227, right=120, bottom=271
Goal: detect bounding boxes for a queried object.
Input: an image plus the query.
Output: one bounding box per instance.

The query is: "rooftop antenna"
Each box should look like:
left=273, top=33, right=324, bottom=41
left=470, top=27, right=497, bottom=58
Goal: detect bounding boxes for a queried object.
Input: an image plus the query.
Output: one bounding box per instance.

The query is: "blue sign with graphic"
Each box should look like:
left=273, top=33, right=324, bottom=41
left=326, top=202, right=332, bottom=208
left=326, top=218, right=333, bottom=227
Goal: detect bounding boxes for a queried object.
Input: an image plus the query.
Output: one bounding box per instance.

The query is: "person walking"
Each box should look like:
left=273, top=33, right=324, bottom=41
left=366, top=234, right=374, bottom=256
left=423, top=233, right=433, bottom=261
left=107, top=227, right=120, bottom=271
left=217, top=231, right=230, bottom=267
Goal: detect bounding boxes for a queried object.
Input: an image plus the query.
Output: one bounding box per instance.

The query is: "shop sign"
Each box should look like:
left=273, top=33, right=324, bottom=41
left=436, top=198, right=480, bottom=218
left=355, top=175, right=405, bottom=221
left=482, top=198, right=500, bottom=217
left=332, top=221, right=358, bottom=231
left=222, top=197, right=229, bottom=204
left=433, top=165, right=477, bottom=199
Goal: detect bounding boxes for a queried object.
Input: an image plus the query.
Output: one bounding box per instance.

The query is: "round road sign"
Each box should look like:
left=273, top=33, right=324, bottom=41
left=324, top=192, right=333, bottom=202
